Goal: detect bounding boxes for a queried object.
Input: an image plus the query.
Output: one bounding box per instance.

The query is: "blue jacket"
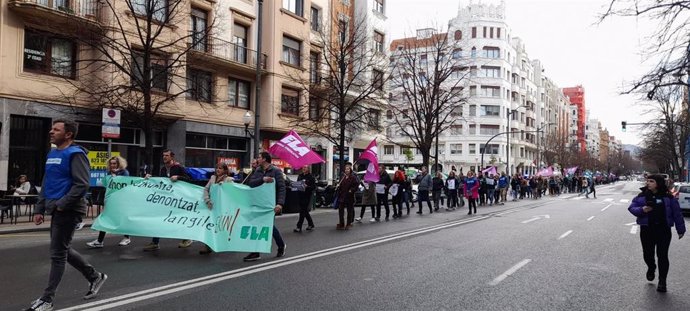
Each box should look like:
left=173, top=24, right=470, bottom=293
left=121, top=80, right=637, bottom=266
left=498, top=176, right=508, bottom=188
left=628, top=192, right=686, bottom=235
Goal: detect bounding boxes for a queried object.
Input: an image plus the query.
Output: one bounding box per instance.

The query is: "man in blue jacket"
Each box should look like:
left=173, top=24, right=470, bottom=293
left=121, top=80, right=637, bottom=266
left=26, top=120, right=107, bottom=311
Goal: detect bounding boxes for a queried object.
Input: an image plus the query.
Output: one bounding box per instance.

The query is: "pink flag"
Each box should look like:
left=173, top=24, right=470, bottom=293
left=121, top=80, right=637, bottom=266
left=357, top=139, right=380, bottom=183
left=482, top=166, right=497, bottom=177
left=268, top=130, right=325, bottom=169
left=537, top=166, right=554, bottom=177
left=566, top=166, right=578, bottom=175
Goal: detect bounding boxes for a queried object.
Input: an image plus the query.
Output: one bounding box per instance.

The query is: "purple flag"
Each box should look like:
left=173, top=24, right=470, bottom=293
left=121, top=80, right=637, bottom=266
left=565, top=166, right=578, bottom=175
left=482, top=166, right=497, bottom=177
left=537, top=166, right=554, bottom=177
left=268, top=130, right=325, bottom=169
left=358, top=139, right=379, bottom=183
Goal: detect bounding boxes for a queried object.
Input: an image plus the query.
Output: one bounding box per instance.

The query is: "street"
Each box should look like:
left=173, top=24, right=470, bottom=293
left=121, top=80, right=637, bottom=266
left=3, top=181, right=690, bottom=311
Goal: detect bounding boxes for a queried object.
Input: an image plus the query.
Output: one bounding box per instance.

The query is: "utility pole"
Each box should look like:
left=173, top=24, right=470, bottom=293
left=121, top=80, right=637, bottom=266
left=252, top=0, right=264, bottom=160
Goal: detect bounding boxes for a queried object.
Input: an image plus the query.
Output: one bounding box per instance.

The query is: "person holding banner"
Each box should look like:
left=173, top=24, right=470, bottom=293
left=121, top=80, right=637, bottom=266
left=26, top=120, right=107, bottom=311
left=391, top=168, right=406, bottom=218
left=243, top=152, right=287, bottom=261
left=86, top=156, right=131, bottom=248
left=374, top=164, right=392, bottom=221
left=143, top=149, right=193, bottom=251
left=336, top=162, right=359, bottom=229
left=294, top=166, right=316, bottom=233
left=198, top=163, right=232, bottom=255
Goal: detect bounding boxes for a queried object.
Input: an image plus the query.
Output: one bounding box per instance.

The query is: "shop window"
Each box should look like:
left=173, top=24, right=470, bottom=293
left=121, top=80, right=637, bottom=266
left=23, top=29, right=75, bottom=78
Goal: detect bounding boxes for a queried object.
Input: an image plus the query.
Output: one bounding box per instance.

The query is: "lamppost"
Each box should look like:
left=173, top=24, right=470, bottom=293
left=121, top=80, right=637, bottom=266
left=506, top=105, right=527, bottom=175
left=243, top=111, right=255, bottom=166
left=252, top=0, right=264, bottom=161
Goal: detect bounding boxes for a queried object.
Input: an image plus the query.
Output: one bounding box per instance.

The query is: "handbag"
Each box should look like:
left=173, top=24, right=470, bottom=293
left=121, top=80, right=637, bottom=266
left=332, top=196, right=339, bottom=210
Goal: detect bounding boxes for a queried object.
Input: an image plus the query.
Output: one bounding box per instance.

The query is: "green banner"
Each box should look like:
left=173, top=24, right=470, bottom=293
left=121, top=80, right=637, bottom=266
left=92, top=176, right=276, bottom=253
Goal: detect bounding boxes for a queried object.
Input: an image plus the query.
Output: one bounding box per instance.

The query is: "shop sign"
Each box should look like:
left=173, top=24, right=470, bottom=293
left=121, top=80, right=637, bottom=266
left=102, top=108, right=121, bottom=139
left=88, top=151, right=120, bottom=187
left=217, top=157, right=240, bottom=170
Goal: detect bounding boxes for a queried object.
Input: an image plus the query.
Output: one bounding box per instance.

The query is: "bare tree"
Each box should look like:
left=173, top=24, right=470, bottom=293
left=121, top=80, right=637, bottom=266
left=283, top=11, right=388, bottom=175
left=50, top=0, right=221, bottom=167
left=599, top=0, right=690, bottom=98
left=386, top=28, right=470, bottom=167
left=542, top=130, right=573, bottom=168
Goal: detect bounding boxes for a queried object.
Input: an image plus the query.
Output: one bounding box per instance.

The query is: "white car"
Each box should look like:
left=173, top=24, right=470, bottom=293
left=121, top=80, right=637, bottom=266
left=675, top=184, right=690, bottom=211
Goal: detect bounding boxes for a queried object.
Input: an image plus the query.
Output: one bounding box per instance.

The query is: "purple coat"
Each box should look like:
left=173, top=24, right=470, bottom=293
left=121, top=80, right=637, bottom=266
left=628, top=195, right=686, bottom=234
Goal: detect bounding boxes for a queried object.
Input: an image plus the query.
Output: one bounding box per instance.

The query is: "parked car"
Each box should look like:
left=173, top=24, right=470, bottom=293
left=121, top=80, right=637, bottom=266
left=676, top=184, right=690, bottom=212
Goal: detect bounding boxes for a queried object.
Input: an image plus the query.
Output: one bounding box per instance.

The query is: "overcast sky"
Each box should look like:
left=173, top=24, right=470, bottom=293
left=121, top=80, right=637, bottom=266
left=387, top=0, right=659, bottom=145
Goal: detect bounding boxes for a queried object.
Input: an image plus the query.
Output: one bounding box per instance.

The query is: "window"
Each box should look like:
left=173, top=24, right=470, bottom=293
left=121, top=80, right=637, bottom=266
left=451, top=68, right=461, bottom=79
left=481, top=66, right=500, bottom=78
left=233, top=24, right=248, bottom=64
left=310, top=7, right=320, bottom=31
left=282, top=36, right=301, bottom=66
left=483, top=47, right=500, bottom=59
left=281, top=88, right=299, bottom=115
left=368, top=109, right=380, bottom=130
left=386, top=110, right=393, bottom=119
left=454, top=30, right=462, bottom=40
left=190, top=8, right=207, bottom=51
left=308, top=96, right=321, bottom=120
left=133, top=0, right=167, bottom=22
left=469, top=144, right=476, bottom=155
left=490, top=27, right=494, bottom=38
left=479, top=125, right=500, bottom=135
left=132, top=51, right=168, bottom=91
left=471, top=47, right=477, bottom=58
left=480, top=86, right=501, bottom=98
left=338, top=20, right=347, bottom=44
left=373, top=69, right=384, bottom=91
left=450, top=144, right=462, bottom=155
left=497, top=28, right=501, bottom=39
left=452, top=48, right=462, bottom=59
left=23, top=30, right=75, bottom=78
left=228, top=78, right=250, bottom=108
left=469, top=124, right=476, bottom=135
left=374, top=31, right=384, bottom=53
left=483, top=27, right=487, bottom=38
left=186, top=68, right=212, bottom=102
left=471, top=27, right=476, bottom=38
left=283, top=0, right=304, bottom=16
left=450, top=125, right=463, bottom=135
left=469, top=105, right=476, bottom=117
left=420, top=54, right=427, bottom=66
left=384, top=145, right=394, bottom=155
left=480, top=144, right=500, bottom=155
left=469, top=86, right=477, bottom=97
left=374, top=0, right=384, bottom=14
left=309, top=52, right=320, bottom=83
left=480, top=105, right=500, bottom=117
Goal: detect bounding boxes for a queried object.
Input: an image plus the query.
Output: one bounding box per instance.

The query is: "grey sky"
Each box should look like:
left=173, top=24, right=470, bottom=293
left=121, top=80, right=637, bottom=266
left=387, top=0, right=657, bottom=145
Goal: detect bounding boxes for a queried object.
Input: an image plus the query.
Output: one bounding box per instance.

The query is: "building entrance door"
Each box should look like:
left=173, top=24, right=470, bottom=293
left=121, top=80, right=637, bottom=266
left=8, top=116, right=51, bottom=188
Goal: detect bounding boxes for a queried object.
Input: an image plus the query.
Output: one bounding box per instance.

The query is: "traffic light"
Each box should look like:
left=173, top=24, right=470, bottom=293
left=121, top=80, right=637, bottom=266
left=621, top=121, right=627, bottom=132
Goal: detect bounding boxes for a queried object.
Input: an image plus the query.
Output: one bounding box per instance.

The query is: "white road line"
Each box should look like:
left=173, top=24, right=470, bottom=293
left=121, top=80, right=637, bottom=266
left=558, top=230, right=573, bottom=240
left=620, top=199, right=630, bottom=203
left=572, top=196, right=585, bottom=200
left=587, top=216, right=595, bottom=221
left=488, top=259, right=531, bottom=286
left=604, top=198, right=613, bottom=202
left=521, top=217, right=540, bottom=224
left=61, top=213, right=496, bottom=311
left=625, top=222, right=636, bottom=226
left=601, top=204, right=612, bottom=212
left=630, top=225, right=639, bottom=234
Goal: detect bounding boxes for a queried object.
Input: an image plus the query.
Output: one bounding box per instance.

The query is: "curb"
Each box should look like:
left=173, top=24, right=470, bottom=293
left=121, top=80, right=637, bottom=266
left=0, top=223, right=93, bottom=235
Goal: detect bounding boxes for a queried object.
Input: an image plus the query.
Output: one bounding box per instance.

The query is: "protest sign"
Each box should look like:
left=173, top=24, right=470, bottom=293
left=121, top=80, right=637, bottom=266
left=92, top=176, right=276, bottom=253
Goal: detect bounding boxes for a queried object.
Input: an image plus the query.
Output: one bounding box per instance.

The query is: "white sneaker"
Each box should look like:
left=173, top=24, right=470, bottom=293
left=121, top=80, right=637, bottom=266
left=26, top=298, right=53, bottom=311
left=86, top=239, right=103, bottom=248
left=178, top=240, right=193, bottom=248
left=75, top=222, right=85, bottom=231
left=118, top=238, right=131, bottom=246
left=369, top=218, right=377, bottom=223
left=355, top=217, right=362, bottom=222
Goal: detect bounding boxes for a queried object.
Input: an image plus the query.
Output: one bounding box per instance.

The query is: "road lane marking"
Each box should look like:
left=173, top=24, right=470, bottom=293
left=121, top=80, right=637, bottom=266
left=558, top=230, right=573, bottom=240
left=521, top=217, right=540, bottom=224
left=489, top=259, right=531, bottom=286
left=630, top=225, right=639, bottom=234
left=573, top=196, right=585, bottom=200
left=587, top=216, right=595, bottom=221
left=61, top=213, right=498, bottom=311
left=604, top=198, right=613, bottom=202
left=601, top=204, right=612, bottom=212
left=625, top=222, right=636, bottom=226
left=619, top=199, right=630, bottom=203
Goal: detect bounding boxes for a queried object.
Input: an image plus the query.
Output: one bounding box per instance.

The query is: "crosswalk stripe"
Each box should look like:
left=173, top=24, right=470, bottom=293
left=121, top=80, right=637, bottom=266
left=619, top=199, right=629, bottom=203
left=604, top=198, right=613, bottom=202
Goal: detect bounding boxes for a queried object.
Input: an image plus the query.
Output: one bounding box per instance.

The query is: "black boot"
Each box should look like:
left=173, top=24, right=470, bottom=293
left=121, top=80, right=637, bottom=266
left=657, top=280, right=667, bottom=292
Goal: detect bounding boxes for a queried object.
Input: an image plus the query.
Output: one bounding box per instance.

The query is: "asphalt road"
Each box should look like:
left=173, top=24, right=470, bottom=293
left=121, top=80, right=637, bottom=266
left=3, top=181, right=689, bottom=311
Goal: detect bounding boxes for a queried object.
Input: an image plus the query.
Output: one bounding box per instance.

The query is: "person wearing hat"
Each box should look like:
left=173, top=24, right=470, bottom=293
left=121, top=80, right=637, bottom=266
left=628, top=174, right=685, bottom=293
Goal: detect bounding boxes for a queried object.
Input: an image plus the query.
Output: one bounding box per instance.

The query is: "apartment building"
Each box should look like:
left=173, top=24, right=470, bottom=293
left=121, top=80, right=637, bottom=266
left=386, top=0, right=561, bottom=175
left=563, top=85, right=586, bottom=153
left=585, top=112, right=601, bottom=159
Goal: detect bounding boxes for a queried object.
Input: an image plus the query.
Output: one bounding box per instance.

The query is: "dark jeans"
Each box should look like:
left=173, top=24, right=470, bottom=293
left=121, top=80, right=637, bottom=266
left=640, top=225, right=672, bottom=282
left=479, top=191, right=486, bottom=205
left=417, top=190, right=432, bottom=213
left=432, top=190, right=442, bottom=209
left=42, top=211, right=98, bottom=303
left=447, top=190, right=458, bottom=208
left=296, top=199, right=314, bottom=229
left=586, top=187, right=596, bottom=198
left=487, top=188, right=495, bottom=205
left=339, top=201, right=355, bottom=225
left=272, top=226, right=285, bottom=248
left=97, top=231, right=129, bottom=243
left=360, top=205, right=375, bottom=218
left=376, top=193, right=389, bottom=219
left=392, top=193, right=403, bottom=216
left=467, top=198, right=477, bottom=213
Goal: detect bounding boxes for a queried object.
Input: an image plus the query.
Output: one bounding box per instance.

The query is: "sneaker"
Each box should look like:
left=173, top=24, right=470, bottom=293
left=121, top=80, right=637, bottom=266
left=657, top=281, right=667, bottom=292
left=178, top=240, right=193, bottom=248
left=293, top=228, right=302, bottom=233
left=25, top=299, right=53, bottom=311
left=83, top=272, right=108, bottom=300
left=75, top=222, right=85, bottom=231
left=276, top=245, right=286, bottom=258
left=306, top=225, right=314, bottom=231
left=369, top=218, right=377, bottom=223
left=243, top=252, right=261, bottom=262
left=355, top=217, right=362, bottom=222
left=646, top=267, right=655, bottom=281
left=118, top=238, right=131, bottom=246
left=86, top=239, right=103, bottom=249
left=143, top=242, right=160, bottom=251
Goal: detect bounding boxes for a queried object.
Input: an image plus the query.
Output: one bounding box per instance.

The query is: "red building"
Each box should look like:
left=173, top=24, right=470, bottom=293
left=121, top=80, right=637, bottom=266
left=562, top=85, right=586, bottom=153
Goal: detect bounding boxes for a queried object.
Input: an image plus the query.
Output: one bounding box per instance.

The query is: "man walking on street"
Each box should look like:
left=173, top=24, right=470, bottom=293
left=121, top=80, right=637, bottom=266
left=243, top=152, right=286, bottom=261
left=26, top=120, right=107, bottom=311
left=416, top=166, right=433, bottom=214
left=142, top=149, right=193, bottom=251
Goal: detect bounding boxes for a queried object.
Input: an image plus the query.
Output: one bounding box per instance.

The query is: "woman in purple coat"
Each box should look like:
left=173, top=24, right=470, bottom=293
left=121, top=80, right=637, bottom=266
left=464, top=171, right=480, bottom=215
left=628, top=174, right=685, bottom=292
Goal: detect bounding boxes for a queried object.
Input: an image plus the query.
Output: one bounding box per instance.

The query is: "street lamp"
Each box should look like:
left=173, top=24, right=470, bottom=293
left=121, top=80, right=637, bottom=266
left=252, top=0, right=264, bottom=164
left=506, top=105, right=527, bottom=175
left=243, top=111, right=255, bottom=167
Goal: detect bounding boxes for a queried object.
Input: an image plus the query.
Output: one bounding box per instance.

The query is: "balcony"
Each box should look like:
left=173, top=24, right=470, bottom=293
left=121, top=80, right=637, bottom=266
left=9, top=0, right=102, bottom=33
left=187, top=36, right=267, bottom=75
